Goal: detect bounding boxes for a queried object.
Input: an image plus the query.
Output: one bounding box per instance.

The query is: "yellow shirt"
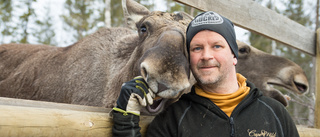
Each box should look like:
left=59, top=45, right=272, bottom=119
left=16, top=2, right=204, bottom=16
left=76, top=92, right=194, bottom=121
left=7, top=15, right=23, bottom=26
left=195, top=73, right=250, bottom=117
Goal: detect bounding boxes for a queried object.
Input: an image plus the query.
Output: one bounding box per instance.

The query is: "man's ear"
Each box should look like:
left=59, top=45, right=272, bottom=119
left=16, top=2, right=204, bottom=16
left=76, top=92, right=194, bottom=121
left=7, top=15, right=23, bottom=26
left=233, top=57, right=238, bottom=66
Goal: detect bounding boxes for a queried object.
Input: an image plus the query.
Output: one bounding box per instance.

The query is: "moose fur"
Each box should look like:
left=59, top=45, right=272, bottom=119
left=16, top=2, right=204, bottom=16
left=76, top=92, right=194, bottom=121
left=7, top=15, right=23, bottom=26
left=0, top=0, right=309, bottom=115
left=236, top=41, right=309, bottom=106
left=0, top=0, right=193, bottom=115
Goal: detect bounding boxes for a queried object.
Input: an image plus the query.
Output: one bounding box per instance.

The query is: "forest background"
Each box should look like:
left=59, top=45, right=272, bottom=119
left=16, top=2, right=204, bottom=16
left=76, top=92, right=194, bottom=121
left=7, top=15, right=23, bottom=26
left=0, top=0, right=318, bottom=127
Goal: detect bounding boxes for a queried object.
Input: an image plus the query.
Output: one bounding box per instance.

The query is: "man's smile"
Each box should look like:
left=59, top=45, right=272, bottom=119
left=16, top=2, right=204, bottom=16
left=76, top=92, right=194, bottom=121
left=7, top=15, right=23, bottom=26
left=199, top=66, right=216, bottom=69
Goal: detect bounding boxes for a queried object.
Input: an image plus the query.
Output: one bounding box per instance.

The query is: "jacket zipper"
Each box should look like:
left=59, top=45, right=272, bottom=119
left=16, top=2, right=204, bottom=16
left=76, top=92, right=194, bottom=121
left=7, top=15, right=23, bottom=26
left=204, top=97, right=236, bottom=137
left=228, top=87, right=259, bottom=137
left=230, top=117, right=235, bottom=137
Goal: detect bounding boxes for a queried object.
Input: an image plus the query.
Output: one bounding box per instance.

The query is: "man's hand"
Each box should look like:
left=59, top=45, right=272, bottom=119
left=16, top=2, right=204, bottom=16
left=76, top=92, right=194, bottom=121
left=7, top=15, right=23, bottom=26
left=113, top=76, right=155, bottom=116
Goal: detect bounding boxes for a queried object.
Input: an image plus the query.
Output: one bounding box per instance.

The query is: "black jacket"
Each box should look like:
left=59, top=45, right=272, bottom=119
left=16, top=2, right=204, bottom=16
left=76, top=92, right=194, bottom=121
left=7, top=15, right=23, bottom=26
left=113, top=81, right=299, bottom=137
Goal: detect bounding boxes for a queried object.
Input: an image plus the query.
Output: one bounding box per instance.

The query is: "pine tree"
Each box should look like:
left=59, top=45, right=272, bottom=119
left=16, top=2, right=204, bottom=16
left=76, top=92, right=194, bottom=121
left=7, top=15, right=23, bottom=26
left=0, top=0, right=13, bottom=43
left=0, top=0, right=39, bottom=44
left=19, top=0, right=38, bottom=43
left=110, top=0, right=123, bottom=27
left=61, top=0, right=105, bottom=42
left=32, top=5, right=57, bottom=46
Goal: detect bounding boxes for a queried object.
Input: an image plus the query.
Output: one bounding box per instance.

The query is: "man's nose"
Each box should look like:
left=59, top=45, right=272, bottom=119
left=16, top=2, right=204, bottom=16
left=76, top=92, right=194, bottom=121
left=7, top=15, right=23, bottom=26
left=201, top=47, right=214, bottom=60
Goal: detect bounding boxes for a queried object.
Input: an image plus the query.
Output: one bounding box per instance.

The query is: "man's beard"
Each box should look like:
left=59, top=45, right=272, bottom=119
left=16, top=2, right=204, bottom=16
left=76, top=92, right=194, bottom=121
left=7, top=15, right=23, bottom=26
left=192, top=60, right=224, bottom=85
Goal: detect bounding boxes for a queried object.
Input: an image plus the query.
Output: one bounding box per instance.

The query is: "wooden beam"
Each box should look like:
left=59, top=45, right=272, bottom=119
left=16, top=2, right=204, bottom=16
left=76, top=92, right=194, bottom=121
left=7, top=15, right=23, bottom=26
left=297, top=125, right=320, bottom=136
left=0, top=105, right=111, bottom=137
left=174, top=0, right=316, bottom=55
left=0, top=97, right=320, bottom=136
left=0, top=97, right=153, bottom=137
left=315, top=28, right=320, bottom=129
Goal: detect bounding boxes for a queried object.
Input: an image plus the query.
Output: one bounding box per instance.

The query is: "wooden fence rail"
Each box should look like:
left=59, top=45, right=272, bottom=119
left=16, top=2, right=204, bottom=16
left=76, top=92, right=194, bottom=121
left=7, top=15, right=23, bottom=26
left=0, top=97, right=319, bottom=136
left=0, top=97, right=152, bottom=137
left=174, top=0, right=316, bottom=55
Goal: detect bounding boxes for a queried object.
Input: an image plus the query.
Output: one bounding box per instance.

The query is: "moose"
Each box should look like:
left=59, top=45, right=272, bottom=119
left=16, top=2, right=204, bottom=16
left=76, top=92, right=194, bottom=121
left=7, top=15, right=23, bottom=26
left=0, top=0, right=308, bottom=115
left=236, top=41, right=308, bottom=106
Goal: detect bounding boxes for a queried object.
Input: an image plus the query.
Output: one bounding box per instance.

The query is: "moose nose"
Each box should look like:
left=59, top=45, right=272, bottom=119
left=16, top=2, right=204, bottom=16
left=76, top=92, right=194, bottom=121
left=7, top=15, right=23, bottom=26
left=157, top=82, right=169, bottom=93
left=140, top=63, right=169, bottom=93
left=141, top=65, right=149, bottom=81
left=138, top=29, right=189, bottom=97
left=293, top=73, right=309, bottom=94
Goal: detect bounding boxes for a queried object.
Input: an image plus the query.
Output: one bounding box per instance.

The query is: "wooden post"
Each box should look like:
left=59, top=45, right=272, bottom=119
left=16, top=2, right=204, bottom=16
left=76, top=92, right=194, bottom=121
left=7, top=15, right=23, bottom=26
left=316, top=28, right=320, bottom=129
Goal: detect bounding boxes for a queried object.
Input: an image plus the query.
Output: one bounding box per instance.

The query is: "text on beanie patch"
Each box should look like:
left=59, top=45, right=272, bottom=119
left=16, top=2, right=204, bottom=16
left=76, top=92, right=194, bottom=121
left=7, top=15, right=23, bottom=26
left=191, top=11, right=224, bottom=27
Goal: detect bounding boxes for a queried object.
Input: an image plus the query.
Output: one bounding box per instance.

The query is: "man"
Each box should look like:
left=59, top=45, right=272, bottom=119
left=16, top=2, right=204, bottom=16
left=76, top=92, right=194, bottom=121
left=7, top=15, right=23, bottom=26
left=112, top=11, right=299, bottom=137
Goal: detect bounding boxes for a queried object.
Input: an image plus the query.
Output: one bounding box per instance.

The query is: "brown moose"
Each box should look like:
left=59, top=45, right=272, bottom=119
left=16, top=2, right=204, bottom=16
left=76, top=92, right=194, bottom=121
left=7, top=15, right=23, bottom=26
left=0, top=0, right=308, bottom=115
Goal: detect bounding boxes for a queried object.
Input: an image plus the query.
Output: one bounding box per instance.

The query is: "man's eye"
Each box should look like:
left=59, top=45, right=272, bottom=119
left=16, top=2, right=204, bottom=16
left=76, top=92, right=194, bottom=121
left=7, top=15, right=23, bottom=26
left=214, top=45, right=221, bottom=48
left=193, top=47, right=201, bottom=51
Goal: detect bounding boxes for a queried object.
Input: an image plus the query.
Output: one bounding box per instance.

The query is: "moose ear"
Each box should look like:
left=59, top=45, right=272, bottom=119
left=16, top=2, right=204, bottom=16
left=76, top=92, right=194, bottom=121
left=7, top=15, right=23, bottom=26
left=177, top=11, right=194, bottom=20
left=122, top=0, right=150, bottom=30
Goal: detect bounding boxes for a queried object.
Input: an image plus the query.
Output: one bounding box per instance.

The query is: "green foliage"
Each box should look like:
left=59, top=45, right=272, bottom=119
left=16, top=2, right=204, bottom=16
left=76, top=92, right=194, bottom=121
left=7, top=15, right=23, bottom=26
left=248, top=32, right=272, bottom=53
left=19, top=0, right=37, bottom=43
left=110, top=0, right=123, bottom=27
left=0, top=0, right=13, bottom=43
left=32, top=5, right=57, bottom=45
left=283, top=0, right=312, bottom=27
left=61, top=0, right=105, bottom=41
left=0, top=0, right=198, bottom=45
left=0, top=0, right=58, bottom=46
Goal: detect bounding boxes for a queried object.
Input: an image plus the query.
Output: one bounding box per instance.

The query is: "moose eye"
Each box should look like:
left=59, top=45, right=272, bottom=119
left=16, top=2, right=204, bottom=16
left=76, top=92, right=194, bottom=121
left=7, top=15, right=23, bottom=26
left=140, top=25, right=147, bottom=33
left=239, top=47, right=247, bottom=53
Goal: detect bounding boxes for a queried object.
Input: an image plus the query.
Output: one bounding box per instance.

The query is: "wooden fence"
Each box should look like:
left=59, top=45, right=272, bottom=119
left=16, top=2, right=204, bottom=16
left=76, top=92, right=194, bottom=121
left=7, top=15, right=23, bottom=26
left=0, top=0, right=319, bottom=136
left=1, top=97, right=320, bottom=137
left=0, top=97, right=150, bottom=136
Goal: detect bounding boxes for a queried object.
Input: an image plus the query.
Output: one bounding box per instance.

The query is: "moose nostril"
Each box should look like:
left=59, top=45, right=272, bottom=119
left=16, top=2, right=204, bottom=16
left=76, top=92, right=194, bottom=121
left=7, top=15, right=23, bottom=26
left=158, top=83, right=168, bottom=93
left=141, top=66, right=148, bottom=80
left=294, top=82, right=308, bottom=94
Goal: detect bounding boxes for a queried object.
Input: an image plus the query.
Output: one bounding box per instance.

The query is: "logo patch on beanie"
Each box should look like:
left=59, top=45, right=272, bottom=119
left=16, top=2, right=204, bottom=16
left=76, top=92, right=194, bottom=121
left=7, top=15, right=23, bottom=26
left=191, top=11, right=224, bottom=27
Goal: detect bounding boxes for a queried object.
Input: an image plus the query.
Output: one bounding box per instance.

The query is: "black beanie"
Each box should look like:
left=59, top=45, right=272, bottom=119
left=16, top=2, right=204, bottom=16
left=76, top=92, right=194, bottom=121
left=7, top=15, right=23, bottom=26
left=186, top=11, right=238, bottom=59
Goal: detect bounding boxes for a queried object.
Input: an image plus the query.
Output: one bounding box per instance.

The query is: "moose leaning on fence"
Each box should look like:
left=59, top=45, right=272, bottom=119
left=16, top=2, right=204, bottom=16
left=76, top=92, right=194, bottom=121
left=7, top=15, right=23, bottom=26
left=0, top=0, right=309, bottom=115
left=0, top=0, right=193, bottom=115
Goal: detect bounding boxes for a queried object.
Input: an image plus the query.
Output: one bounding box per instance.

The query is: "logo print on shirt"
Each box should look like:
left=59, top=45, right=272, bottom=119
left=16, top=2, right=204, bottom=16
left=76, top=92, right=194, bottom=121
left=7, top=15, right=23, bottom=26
left=247, top=129, right=276, bottom=137
left=191, top=11, right=224, bottom=27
